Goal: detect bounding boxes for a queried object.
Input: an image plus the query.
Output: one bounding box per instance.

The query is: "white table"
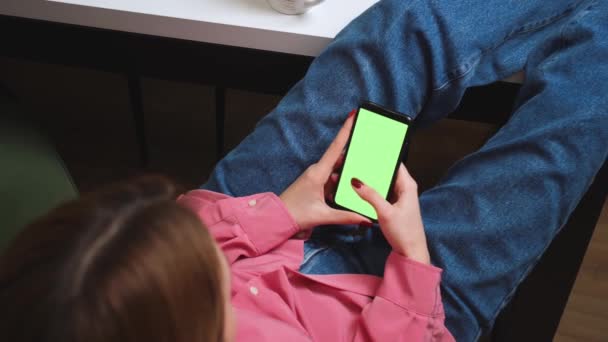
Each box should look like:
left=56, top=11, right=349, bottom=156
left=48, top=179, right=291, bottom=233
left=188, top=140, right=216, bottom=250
left=1, top=0, right=524, bottom=81
left=1, top=0, right=378, bottom=57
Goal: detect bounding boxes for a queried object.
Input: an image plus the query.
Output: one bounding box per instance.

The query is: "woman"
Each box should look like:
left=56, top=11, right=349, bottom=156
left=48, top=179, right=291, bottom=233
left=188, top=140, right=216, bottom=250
left=0, top=115, right=454, bottom=341
left=203, top=1, right=608, bottom=340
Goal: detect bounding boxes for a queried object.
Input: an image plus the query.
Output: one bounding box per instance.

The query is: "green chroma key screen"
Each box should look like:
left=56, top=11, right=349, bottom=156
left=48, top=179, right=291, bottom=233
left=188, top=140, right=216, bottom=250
left=335, top=107, right=409, bottom=220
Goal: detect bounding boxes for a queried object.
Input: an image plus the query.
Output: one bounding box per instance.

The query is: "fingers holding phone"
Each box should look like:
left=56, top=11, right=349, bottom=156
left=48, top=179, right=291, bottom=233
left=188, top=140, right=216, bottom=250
left=323, top=150, right=345, bottom=202
left=280, top=102, right=429, bottom=258
left=352, top=164, right=431, bottom=265
left=280, top=112, right=372, bottom=232
left=330, top=102, right=411, bottom=221
left=325, top=102, right=429, bottom=263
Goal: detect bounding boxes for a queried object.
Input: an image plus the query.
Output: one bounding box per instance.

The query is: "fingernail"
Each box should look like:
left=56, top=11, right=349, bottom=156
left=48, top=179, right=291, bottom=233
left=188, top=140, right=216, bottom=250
left=351, top=178, right=363, bottom=189
left=347, top=109, right=357, bottom=118
left=359, top=221, right=373, bottom=227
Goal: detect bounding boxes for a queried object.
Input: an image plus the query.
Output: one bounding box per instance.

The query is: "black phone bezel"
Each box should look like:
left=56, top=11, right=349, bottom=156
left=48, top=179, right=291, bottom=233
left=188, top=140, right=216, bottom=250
left=330, top=101, right=414, bottom=222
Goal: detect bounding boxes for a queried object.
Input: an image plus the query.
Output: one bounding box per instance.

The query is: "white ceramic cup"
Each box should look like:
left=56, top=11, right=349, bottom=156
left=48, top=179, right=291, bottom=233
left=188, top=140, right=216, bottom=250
left=267, top=0, right=326, bottom=15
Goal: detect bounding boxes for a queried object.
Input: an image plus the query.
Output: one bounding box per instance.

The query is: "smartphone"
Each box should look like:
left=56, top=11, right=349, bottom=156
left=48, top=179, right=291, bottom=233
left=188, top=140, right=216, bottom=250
left=332, top=101, right=412, bottom=221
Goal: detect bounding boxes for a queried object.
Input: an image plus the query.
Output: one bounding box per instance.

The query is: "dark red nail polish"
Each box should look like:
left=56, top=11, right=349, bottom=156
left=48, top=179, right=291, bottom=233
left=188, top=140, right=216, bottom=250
left=347, top=109, right=357, bottom=118
left=351, top=178, right=363, bottom=189
left=359, top=221, right=373, bottom=227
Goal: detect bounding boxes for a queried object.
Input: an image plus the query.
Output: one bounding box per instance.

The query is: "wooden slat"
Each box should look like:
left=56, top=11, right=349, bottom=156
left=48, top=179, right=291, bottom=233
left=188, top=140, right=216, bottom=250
left=555, top=203, right=608, bottom=341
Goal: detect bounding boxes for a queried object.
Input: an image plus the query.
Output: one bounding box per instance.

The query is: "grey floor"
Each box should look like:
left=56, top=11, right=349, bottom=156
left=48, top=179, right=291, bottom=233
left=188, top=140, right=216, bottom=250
left=1, top=56, right=604, bottom=340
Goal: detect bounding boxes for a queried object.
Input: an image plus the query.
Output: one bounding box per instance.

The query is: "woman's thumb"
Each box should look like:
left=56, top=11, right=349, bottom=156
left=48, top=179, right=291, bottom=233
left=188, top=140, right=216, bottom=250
left=351, top=178, right=390, bottom=215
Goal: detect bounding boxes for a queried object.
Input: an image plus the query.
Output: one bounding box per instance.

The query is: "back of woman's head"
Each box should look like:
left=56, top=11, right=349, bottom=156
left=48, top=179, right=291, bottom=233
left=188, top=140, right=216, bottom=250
left=0, top=177, right=226, bottom=342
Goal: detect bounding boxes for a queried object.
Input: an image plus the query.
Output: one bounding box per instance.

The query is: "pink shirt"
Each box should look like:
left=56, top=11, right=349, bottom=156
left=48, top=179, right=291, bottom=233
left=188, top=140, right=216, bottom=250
left=178, top=190, right=455, bottom=342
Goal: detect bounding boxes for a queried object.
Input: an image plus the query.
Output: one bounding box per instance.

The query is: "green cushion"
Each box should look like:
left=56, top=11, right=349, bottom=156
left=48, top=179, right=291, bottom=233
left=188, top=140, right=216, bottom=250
left=0, top=104, right=77, bottom=251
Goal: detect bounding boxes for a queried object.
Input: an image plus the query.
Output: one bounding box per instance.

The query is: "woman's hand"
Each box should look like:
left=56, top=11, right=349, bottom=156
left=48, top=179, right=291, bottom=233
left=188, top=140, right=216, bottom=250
left=280, top=113, right=372, bottom=231
left=351, top=164, right=431, bottom=264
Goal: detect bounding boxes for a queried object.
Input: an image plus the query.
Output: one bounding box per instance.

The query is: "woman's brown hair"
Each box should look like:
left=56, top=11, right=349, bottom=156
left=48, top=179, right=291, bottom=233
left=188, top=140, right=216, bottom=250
left=0, top=176, right=225, bottom=342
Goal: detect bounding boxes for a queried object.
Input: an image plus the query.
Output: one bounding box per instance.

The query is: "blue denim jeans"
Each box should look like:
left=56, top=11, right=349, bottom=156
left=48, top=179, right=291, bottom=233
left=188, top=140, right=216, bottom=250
left=203, top=0, right=608, bottom=340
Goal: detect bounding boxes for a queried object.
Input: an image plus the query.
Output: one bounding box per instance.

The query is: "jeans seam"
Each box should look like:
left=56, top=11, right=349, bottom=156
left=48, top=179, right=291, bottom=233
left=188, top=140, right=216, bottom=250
left=300, top=245, right=330, bottom=270
left=433, top=1, right=584, bottom=91
left=558, top=0, right=597, bottom=46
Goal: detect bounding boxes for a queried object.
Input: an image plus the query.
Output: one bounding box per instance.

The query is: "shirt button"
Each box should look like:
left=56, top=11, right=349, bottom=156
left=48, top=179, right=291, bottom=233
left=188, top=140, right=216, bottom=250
left=248, top=199, right=257, bottom=207
left=249, top=286, right=259, bottom=296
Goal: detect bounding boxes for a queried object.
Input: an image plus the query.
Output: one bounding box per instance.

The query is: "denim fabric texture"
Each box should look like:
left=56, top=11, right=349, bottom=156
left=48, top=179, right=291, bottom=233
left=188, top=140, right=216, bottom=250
left=203, top=0, right=608, bottom=340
